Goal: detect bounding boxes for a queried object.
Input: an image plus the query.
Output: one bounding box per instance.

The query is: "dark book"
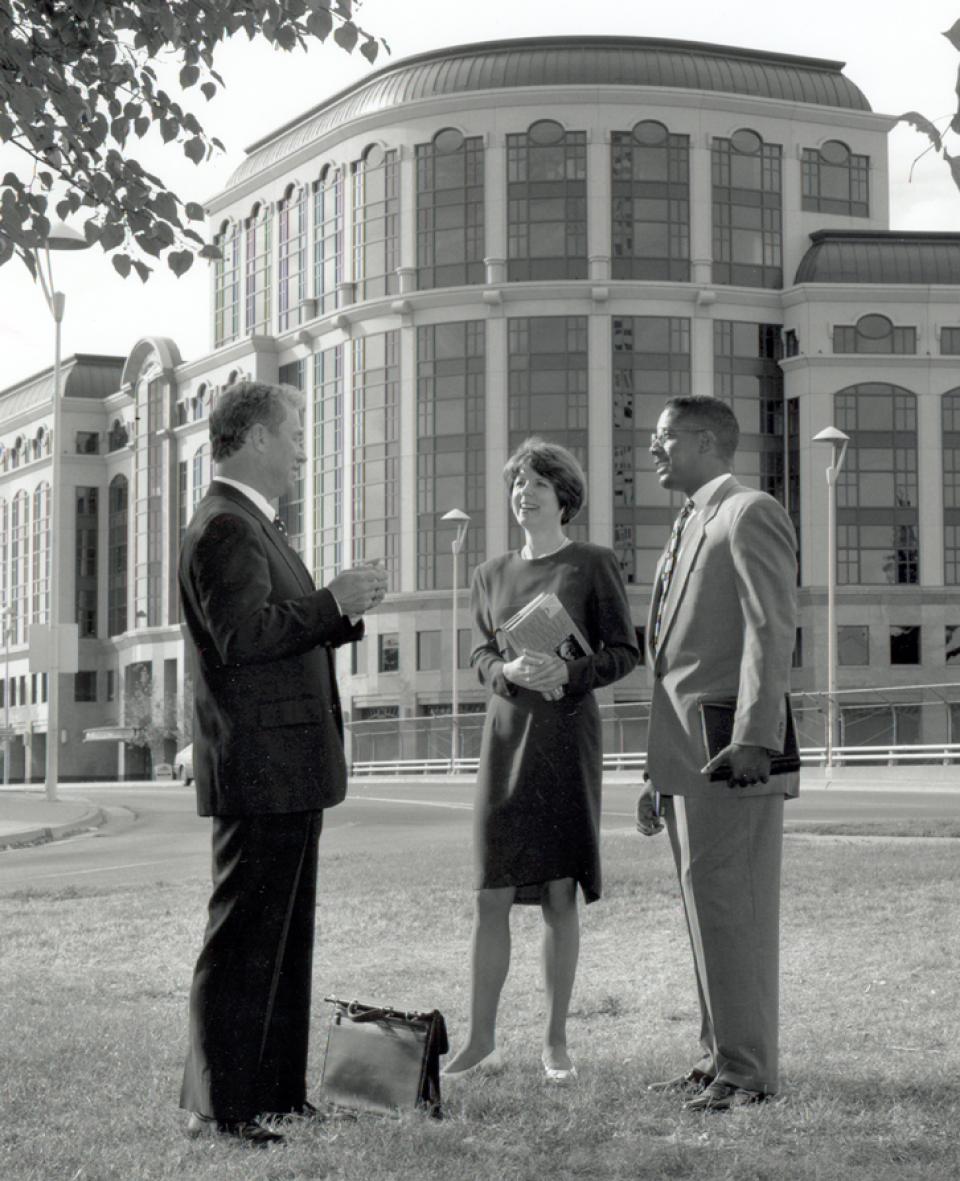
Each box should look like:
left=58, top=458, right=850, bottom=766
left=699, top=695, right=801, bottom=782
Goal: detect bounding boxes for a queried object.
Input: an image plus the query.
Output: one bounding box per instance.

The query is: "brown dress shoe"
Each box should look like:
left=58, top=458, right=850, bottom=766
left=647, top=1067, right=714, bottom=1094
left=186, top=1111, right=284, bottom=1146
left=682, top=1080, right=768, bottom=1112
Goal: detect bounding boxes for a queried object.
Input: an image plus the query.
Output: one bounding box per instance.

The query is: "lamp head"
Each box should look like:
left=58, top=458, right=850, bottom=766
left=812, top=426, right=850, bottom=445
left=441, top=509, right=470, bottom=524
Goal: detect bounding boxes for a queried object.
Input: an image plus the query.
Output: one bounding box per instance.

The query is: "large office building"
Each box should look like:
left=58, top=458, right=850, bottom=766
left=3, top=35, right=960, bottom=778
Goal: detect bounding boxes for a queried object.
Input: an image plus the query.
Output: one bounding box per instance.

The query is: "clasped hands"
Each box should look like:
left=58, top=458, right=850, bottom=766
left=502, top=648, right=569, bottom=701
left=327, top=563, right=389, bottom=617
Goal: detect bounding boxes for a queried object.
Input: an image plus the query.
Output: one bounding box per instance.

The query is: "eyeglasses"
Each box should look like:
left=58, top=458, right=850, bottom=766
left=649, top=428, right=705, bottom=448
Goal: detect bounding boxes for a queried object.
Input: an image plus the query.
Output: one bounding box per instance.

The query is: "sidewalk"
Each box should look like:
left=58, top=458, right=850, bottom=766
left=0, top=790, right=105, bottom=850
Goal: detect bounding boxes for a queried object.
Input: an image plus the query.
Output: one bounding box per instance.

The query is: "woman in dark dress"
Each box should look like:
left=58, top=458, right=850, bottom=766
left=443, top=438, right=639, bottom=1083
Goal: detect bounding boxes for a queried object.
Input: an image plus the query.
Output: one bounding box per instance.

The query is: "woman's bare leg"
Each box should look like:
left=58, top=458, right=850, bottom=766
left=541, top=877, right=579, bottom=1070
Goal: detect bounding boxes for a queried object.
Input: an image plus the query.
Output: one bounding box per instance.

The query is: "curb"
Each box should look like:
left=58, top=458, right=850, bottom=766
left=0, top=806, right=106, bottom=851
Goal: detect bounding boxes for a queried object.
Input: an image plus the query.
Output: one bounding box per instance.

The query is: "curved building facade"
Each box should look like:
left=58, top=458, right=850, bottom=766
left=3, top=36, right=960, bottom=778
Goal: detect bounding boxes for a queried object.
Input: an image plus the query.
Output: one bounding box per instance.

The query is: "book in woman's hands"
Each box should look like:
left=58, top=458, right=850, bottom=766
left=500, top=592, right=593, bottom=661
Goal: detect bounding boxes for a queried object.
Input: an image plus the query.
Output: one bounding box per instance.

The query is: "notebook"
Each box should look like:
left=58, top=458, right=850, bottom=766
left=699, top=695, right=801, bottom=782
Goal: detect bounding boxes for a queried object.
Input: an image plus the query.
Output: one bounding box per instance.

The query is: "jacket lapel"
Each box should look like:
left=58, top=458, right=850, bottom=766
left=206, top=481, right=315, bottom=593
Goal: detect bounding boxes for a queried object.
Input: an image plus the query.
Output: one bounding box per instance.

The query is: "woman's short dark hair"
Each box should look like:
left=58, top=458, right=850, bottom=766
left=664, top=395, right=740, bottom=459
left=209, top=381, right=303, bottom=461
left=503, top=436, right=586, bottom=525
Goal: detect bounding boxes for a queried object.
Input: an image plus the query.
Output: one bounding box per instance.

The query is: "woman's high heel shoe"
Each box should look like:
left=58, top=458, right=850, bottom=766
left=441, top=1047, right=504, bottom=1078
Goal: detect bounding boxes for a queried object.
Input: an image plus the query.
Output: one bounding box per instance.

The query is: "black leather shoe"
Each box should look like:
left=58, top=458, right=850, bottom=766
left=682, top=1081, right=769, bottom=1112
left=260, top=1100, right=326, bottom=1126
left=647, top=1067, right=714, bottom=1094
left=186, top=1111, right=284, bottom=1146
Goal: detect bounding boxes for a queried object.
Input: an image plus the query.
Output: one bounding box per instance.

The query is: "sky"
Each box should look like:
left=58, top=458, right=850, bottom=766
left=2, top=0, right=960, bottom=390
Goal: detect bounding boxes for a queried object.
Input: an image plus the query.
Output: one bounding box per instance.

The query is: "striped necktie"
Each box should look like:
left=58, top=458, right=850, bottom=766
left=653, top=499, right=695, bottom=650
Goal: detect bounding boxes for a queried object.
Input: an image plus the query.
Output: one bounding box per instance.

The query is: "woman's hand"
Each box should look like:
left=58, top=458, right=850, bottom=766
left=503, top=650, right=569, bottom=697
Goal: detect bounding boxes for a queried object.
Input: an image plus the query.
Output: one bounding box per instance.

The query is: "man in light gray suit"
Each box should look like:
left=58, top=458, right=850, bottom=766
left=637, top=394, right=798, bottom=1112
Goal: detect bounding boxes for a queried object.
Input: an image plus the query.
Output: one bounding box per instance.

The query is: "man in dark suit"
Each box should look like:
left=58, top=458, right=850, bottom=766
left=637, top=395, right=798, bottom=1112
left=179, top=380, right=387, bottom=1145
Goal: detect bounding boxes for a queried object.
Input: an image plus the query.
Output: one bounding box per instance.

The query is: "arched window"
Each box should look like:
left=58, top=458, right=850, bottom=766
left=506, top=120, right=587, bottom=281
left=192, top=383, right=208, bottom=421
left=192, top=444, right=209, bottom=513
left=611, top=120, right=690, bottom=281
left=314, top=165, right=343, bottom=313
left=31, top=482, right=50, bottom=624
left=712, top=127, right=782, bottom=288
left=835, top=383, right=918, bottom=585
left=10, top=490, right=28, bottom=643
left=833, top=314, right=916, bottom=354
left=416, top=128, right=484, bottom=289
left=213, top=219, right=241, bottom=346
left=10, top=437, right=22, bottom=470
left=802, top=140, right=869, bottom=217
left=352, top=145, right=399, bottom=300
left=278, top=183, right=307, bottom=331
left=245, top=202, right=272, bottom=334
left=108, top=475, right=128, bottom=636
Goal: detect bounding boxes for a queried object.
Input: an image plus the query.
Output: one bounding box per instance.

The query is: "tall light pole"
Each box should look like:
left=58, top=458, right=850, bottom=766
left=441, top=508, right=470, bottom=770
left=1, top=604, right=10, bottom=786
left=34, top=222, right=90, bottom=801
left=813, top=426, right=850, bottom=769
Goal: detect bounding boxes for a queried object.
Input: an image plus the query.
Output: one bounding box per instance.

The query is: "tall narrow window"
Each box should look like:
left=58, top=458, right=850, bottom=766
left=11, top=490, right=28, bottom=643
left=244, top=202, right=272, bottom=334
left=836, top=384, right=918, bottom=585
left=712, top=129, right=782, bottom=288
left=611, top=121, right=690, bottom=281
left=213, top=220, right=241, bottom=347
left=943, top=390, right=960, bottom=584
left=134, top=378, right=163, bottom=626
left=417, top=321, right=486, bottom=590
left=507, top=121, right=587, bottom=282
left=416, top=128, right=484, bottom=289
left=353, top=332, right=400, bottom=589
left=314, top=165, right=343, bottom=314
left=32, top=482, right=50, bottom=624
left=75, top=486, right=98, bottom=638
left=0, top=499, right=7, bottom=623
left=191, top=444, right=209, bottom=514
left=353, top=145, right=399, bottom=300
left=277, top=184, right=307, bottom=332
left=108, top=475, right=128, bottom=636
left=277, top=360, right=305, bottom=556
left=801, top=140, right=868, bottom=217
left=713, top=321, right=785, bottom=504
left=612, top=317, right=691, bottom=584
left=508, top=316, right=589, bottom=545
left=315, top=345, right=344, bottom=584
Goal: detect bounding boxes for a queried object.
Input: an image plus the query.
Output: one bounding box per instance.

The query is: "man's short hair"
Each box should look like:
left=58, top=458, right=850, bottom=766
left=209, top=381, right=303, bottom=462
left=503, top=436, right=587, bottom=525
left=664, top=395, right=740, bottom=459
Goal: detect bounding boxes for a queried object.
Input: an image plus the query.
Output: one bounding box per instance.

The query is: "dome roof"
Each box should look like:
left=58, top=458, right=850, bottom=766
left=795, top=230, right=960, bottom=285
left=227, top=35, right=870, bottom=188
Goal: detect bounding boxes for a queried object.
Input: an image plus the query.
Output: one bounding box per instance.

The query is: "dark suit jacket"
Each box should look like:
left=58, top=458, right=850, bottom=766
left=179, top=480, right=362, bottom=817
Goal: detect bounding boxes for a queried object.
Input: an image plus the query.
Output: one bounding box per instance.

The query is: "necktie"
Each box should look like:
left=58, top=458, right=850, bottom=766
left=273, top=514, right=288, bottom=538
left=653, top=499, right=695, bottom=650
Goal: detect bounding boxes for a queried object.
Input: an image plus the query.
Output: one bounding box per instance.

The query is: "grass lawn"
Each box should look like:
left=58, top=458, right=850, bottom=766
left=1, top=824, right=958, bottom=1181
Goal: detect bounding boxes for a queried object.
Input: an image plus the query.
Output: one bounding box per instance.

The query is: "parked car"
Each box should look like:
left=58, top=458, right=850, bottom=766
left=175, top=743, right=194, bottom=785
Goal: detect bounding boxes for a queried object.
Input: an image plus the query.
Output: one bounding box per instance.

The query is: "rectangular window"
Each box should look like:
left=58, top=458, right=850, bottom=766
left=353, top=332, right=401, bottom=590
left=75, top=485, right=98, bottom=638
left=943, top=393, right=960, bottom=584
left=75, top=431, right=99, bottom=454
left=792, top=627, right=802, bottom=669
left=801, top=144, right=869, bottom=216
left=106, top=669, right=116, bottom=701
left=611, top=126, right=690, bottom=281
left=350, top=642, right=359, bottom=677
left=890, top=625, right=921, bottom=665
left=838, top=625, right=869, bottom=666
left=353, top=147, right=400, bottom=301
left=612, top=316, right=691, bottom=584
left=315, top=345, right=344, bottom=584
left=946, top=625, right=960, bottom=665
left=458, top=628, right=472, bottom=669
left=314, top=167, right=343, bottom=314
left=416, top=133, right=485, bottom=289
left=276, top=360, right=305, bottom=557
left=417, top=630, right=441, bottom=671
left=74, top=671, right=97, bottom=702
left=378, top=633, right=400, bottom=673
left=506, top=126, right=587, bottom=281
left=213, top=223, right=241, bottom=346
left=277, top=186, right=307, bottom=332
left=941, top=327, right=960, bottom=354
left=711, top=134, right=782, bottom=288
left=416, top=321, right=486, bottom=590
left=245, top=206, right=272, bottom=334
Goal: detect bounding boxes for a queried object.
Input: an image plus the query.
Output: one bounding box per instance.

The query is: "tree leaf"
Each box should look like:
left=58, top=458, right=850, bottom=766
left=898, top=111, right=943, bottom=152
left=132, top=259, right=152, bottom=283
left=200, top=81, right=217, bottom=101
left=184, top=136, right=206, bottom=164
left=943, top=18, right=960, bottom=53
left=167, top=249, right=194, bottom=276
left=184, top=201, right=206, bottom=220
left=307, top=8, right=333, bottom=39
left=333, top=21, right=358, bottom=52
left=179, top=64, right=200, bottom=88
left=99, top=221, right=126, bottom=251
left=360, top=37, right=379, bottom=64
left=111, top=253, right=132, bottom=278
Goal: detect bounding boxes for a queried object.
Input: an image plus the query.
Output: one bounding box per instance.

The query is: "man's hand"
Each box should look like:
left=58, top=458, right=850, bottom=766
left=502, top=650, right=568, bottom=698
left=701, top=743, right=772, bottom=788
left=636, top=777, right=664, bottom=836
left=327, top=565, right=388, bottom=617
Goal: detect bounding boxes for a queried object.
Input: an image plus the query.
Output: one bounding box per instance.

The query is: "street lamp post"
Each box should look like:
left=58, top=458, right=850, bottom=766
left=813, top=426, right=850, bottom=769
left=34, top=222, right=90, bottom=802
left=441, top=509, right=470, bottom=770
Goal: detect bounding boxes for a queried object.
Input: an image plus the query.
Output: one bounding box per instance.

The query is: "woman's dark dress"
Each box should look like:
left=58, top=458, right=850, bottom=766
left=470, top=542, right=639, bottom=904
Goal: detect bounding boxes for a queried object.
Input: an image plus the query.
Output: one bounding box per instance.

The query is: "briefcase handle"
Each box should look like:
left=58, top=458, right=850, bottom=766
left=324, top=995, right=433, bottom=1026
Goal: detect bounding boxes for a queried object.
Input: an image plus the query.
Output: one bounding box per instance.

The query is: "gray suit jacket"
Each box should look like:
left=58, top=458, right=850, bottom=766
left=645, top=475, right=799, bottom=799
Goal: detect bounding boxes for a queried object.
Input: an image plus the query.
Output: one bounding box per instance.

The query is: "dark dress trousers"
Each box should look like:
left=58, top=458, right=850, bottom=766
left=178, top=481, right=362, bottom=1121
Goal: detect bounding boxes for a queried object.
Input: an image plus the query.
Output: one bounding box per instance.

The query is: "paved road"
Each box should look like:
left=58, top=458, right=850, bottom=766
left=0, top=779, right=956, bottom=894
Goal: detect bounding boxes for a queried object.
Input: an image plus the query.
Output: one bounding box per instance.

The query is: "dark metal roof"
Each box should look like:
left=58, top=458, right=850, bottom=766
left=227, top=36, right=870, bottom=188
left=795, top=230, right=960, bottom=285
left=1, top=355, right=125, bottom=414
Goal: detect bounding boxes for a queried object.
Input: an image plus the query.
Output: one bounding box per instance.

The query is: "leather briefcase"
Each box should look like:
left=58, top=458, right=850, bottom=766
left=320, top=997, right=448, bottom=1118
